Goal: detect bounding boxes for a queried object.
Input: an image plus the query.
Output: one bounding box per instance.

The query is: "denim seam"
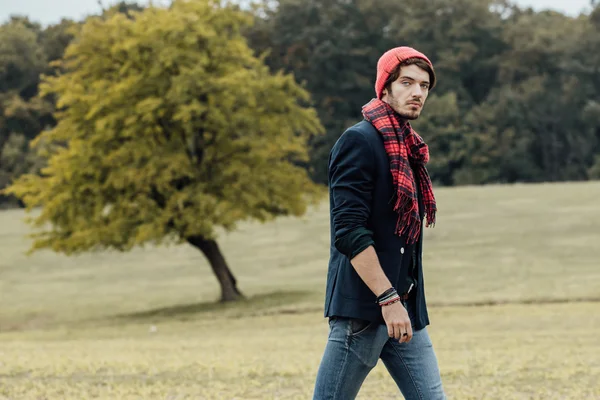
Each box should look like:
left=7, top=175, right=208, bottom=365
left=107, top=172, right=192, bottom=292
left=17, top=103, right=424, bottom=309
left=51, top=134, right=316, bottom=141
left=390, top=341, right=425, bottom=400
left=330, top=322, right=351, bottom=400
left=347, top=346, right=373, bottom=367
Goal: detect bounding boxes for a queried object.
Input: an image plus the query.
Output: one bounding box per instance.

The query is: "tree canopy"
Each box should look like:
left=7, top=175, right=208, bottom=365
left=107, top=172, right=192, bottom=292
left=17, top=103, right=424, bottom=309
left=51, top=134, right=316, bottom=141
left=5, top=0, right=324, bottom=300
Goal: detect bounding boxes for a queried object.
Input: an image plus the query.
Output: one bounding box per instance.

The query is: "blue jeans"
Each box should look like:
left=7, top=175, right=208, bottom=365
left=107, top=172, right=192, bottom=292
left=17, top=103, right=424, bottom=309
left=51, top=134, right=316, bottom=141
left=313, top=300, right=446, bottom=400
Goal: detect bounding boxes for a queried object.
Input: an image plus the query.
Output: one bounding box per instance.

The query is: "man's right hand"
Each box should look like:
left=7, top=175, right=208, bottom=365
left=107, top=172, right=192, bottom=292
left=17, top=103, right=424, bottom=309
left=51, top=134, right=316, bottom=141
left=381, top=301, right=413, bottom=343
left=348, top=246, right=414, bottom=343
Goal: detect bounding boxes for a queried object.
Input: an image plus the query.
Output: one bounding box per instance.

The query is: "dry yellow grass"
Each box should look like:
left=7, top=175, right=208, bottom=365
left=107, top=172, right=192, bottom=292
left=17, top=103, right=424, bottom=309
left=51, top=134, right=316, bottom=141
left=1, top=181, right=600, bottom=399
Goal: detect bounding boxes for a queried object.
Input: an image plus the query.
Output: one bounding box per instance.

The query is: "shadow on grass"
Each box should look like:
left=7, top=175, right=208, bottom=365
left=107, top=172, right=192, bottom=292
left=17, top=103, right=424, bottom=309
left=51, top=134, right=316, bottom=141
left=430, top=296, right=600, bottom=308
left=101, top=293, right=600, bottom=327
left=113, top=290, right=317, bottom=322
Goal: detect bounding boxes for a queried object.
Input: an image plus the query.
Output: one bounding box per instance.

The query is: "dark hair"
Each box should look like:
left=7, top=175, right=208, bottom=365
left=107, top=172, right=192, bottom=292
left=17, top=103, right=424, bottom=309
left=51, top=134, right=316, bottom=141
left=383, top=57, right=436, bottom=95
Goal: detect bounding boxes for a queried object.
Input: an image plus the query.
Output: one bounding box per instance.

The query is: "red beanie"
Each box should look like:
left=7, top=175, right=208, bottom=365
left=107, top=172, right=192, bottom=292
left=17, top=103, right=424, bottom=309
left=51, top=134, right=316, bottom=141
left=375, top=46, right=435, bottom=99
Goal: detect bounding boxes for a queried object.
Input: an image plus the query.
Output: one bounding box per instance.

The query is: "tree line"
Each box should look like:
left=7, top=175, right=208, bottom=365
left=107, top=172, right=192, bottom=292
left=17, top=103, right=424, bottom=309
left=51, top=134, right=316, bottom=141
left=2, top=0, right=599, bottom=208
left=246, top=0, right=600, bottom=185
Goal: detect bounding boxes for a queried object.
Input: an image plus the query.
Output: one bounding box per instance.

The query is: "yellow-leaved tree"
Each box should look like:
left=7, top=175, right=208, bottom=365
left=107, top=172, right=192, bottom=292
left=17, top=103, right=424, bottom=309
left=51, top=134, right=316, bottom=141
left=5, top=0, right=324, bottom=302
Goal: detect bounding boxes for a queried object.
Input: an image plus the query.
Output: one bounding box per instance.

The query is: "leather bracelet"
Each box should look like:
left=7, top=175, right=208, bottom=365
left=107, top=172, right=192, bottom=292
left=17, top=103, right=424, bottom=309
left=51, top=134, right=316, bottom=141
left=376, top=287, right=397, bottom=304
left=378, top=291, right=401, bottom=307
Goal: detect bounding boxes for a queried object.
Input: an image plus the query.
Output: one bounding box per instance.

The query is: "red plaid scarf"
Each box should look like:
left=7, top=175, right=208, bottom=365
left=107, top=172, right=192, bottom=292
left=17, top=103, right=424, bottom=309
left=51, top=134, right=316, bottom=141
left=362, top=98, right=436, bottom=244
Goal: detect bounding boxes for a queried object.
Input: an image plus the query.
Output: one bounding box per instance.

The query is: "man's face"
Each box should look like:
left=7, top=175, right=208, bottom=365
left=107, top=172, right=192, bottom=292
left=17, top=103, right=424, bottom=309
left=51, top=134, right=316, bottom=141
left=381, top=64, right=431, bottom=120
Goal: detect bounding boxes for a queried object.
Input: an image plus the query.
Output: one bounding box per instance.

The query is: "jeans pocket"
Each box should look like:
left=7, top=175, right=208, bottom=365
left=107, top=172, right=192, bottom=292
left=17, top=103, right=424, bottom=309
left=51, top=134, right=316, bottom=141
left=349, top=318, right=373, bottom=337
left=328, top=317, right=337, bottom=329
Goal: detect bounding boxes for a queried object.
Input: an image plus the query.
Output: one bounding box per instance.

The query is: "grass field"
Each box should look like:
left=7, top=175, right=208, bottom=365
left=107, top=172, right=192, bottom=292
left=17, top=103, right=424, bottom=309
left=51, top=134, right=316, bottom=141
left=1, top=181, right=600, bottom=399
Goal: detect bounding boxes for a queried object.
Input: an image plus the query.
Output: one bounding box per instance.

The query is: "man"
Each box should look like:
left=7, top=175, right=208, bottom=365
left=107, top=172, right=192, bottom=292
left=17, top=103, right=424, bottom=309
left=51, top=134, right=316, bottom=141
left=313, top=46, right=446, bottom=400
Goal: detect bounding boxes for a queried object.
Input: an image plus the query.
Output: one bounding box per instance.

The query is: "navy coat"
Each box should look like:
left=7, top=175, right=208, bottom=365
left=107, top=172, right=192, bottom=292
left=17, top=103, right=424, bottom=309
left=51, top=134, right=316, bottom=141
left=324, top=120, right=430, bottom=330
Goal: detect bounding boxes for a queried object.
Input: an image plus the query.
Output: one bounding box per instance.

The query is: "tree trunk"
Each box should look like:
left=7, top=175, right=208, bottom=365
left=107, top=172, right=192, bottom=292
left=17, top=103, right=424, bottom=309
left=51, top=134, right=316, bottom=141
left=187, top=235, right=244, bottom=302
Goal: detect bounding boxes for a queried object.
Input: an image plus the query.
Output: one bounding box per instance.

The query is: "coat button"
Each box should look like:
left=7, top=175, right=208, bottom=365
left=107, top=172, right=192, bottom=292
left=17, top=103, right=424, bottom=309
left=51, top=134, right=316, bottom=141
left=400, top=247, right=405, bottom=254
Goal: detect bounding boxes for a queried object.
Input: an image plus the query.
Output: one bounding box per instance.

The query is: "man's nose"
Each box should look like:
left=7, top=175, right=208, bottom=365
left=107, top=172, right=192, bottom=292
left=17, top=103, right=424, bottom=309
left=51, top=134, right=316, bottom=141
left=411, top=85, right=424, bottom=98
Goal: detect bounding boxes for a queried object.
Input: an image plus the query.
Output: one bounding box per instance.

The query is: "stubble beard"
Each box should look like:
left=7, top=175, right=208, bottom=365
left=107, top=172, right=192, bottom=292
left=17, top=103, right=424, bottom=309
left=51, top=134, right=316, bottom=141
left=398, top=110, right=420, bottom=120
left=387, top=95, right=421, bottom=120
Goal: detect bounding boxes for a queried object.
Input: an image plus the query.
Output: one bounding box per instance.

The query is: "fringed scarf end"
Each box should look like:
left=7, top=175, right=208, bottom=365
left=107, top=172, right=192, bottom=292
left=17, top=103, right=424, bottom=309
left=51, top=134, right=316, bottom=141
left=396, top=212, right=421, bottom=245
left=392, top=192, right=412, bottom=214
left=425, top=208, right=436, bottom=228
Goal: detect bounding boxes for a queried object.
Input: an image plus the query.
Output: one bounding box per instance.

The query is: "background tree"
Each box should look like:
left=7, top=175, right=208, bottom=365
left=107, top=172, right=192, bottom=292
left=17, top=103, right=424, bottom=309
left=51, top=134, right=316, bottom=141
left=247, top=0, right=400, bottom=183
left=246, top=0, right=600, bottom=186
left=0, top=3, right=142, bottom=208
left=4, top=0, right=324, bottom=302
left=0, top=19, right=48, bottom=206
left=246, top=0, right=511, bottom=185
left=578, top=3, right=600, bottom=178
left=457, top=8, right=600, bottom=184
left=0, top=17, right=77, bottom=207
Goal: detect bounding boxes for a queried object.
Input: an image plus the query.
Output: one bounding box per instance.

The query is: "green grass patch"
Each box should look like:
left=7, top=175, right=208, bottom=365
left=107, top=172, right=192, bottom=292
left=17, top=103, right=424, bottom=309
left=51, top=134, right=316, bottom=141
left=1, top=181, right=599, bottom=398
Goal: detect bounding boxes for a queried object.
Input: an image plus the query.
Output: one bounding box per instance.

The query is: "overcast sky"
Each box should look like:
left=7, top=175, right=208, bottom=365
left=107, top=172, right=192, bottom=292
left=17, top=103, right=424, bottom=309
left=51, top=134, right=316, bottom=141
left=0, top=0, right=594, bottom=26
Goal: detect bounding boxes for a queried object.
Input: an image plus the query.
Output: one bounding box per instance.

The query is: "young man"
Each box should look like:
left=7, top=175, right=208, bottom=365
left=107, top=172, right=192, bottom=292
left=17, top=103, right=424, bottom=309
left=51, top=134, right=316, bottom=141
left=313, top=47, right=446, bottom=400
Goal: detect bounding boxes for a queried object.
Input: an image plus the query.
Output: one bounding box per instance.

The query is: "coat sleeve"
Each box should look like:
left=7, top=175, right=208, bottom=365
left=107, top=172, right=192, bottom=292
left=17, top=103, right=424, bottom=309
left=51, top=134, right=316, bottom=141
left=329, top=128, right=375, bottom=259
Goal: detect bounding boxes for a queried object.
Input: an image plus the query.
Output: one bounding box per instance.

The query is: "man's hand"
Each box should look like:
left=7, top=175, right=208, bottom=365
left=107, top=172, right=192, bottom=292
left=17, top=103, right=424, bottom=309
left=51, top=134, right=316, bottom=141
left=348, top=246, right=413, bottom=343
left=381, top=302, right=413, bottom=343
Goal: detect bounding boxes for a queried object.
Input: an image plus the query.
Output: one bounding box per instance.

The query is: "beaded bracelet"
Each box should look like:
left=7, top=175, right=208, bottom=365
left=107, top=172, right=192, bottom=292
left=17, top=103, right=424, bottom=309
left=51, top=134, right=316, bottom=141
left=377, top=287, right=400, bottom=306
left=380, top=297, right=401, bottom=307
